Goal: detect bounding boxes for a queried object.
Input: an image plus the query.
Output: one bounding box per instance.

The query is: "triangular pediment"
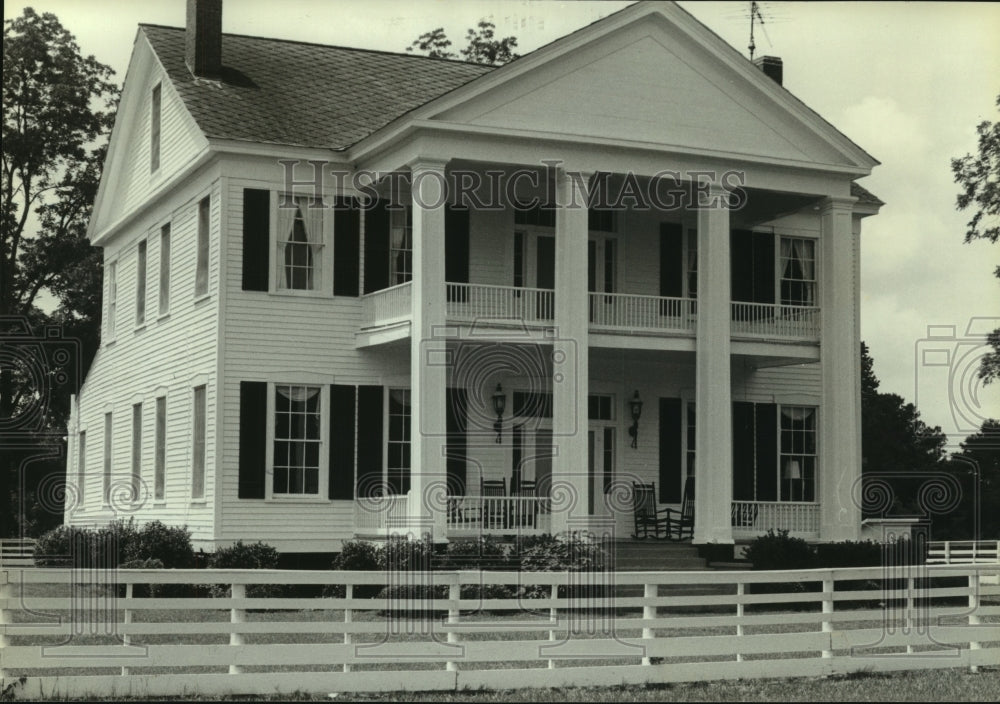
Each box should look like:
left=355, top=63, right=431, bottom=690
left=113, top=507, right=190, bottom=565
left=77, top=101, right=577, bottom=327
left=431, top=6, right=872, bottom=170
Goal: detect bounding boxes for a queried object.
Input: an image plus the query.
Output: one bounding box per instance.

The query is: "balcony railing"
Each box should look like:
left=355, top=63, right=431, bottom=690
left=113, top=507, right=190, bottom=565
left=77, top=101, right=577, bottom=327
left=731, top=500, right=820, bottom=536
left=446, top=284, right=554, bottom=324
left=730, top=302, right=820, bottom=340
left=447, top=495, right=550, bottom=534
left=360, top=281, right=411, bottom=328
left=589, top=293, right=696, bottom=333
left=354, top=495, right=409, bottom=533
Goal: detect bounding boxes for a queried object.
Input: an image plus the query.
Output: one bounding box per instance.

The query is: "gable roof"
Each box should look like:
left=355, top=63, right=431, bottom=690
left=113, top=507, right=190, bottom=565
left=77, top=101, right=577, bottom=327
left=140, top=24, right=493, bottom=151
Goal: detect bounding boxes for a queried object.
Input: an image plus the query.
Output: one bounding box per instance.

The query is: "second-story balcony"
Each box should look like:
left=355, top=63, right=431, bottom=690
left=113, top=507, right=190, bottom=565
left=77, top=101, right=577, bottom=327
left=358, top=282, right=820, bottom=347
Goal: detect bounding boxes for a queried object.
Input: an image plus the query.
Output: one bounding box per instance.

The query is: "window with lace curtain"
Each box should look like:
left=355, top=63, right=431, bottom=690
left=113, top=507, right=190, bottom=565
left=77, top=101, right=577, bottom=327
left=277, top=195, right=323, bottom=291
left=779, top=237, right=816, bottom=306
left=779, top=406, right=816, bottom=502
left=273, top=385, right=322, bottom=495
left=389, top=207, right=412, bottom=286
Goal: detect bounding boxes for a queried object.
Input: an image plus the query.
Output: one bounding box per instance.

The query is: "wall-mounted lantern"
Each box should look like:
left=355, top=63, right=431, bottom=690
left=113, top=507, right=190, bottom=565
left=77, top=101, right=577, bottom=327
left=492, top=383, right=506, bottom=444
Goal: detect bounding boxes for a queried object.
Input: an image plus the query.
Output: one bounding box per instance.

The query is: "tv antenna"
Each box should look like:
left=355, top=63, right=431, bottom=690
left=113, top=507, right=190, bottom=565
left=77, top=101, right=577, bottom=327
left=748, top=1, right=769, bottom=60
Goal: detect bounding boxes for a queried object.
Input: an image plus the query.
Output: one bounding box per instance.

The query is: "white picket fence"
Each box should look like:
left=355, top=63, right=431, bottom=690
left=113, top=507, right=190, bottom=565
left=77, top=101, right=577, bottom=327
left=928, top=541, right=1000, bottom=565
left=2, top=564, right=997, bottom=698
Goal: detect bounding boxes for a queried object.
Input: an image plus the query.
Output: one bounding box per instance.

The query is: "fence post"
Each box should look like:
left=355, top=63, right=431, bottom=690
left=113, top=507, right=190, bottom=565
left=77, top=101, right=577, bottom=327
left=122, top=581, right=133, bottom=676
left=343, top=583, right=353, bottom=674
left=736, top=581, right=745, bottom=662
left=905, top=575, right=914, bottom=654
left=822, top=576, right=834, bottom=659
left=548, top=582, right=558, bottom=670
left=0, top=571, right=10, bottom=683
left=642, top=581, right=655, bottom=666
left=944, top=542, right=951, bottom=564
left=230, top=582, right=245, bottom=675
left=968, top=574, right=981, bottom=674
left=446, top=581, right=460, bottom=672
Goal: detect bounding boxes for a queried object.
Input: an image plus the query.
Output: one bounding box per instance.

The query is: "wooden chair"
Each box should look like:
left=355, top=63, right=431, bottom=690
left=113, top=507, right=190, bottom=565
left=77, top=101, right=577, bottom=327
left=665, top=478, right=695, bottom=541
left=481, top=478, right=507, bottom=530
left=632, top=482, right=671, bottom=539
left=510, top=479, right=537, bottom=528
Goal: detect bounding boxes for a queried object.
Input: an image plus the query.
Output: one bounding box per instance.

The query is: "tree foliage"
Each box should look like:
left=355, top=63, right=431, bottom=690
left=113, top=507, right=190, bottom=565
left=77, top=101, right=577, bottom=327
left=2, top=8, right=118, bottom=535
left=407, top=19, right=519, bottom=66
left=951, top=94, right=1000, bottom=384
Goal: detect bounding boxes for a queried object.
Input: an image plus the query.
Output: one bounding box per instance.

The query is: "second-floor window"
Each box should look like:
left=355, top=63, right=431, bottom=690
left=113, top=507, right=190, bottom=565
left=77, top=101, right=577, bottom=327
left=779, top=237, right=816, bottom=307
left=195, top=196, right=210, bottom=297
left=136, top=240, right=147, bottom=326
left=389, top=208, right=412, bottom=286
left=277, top=196, right=322, bottom=291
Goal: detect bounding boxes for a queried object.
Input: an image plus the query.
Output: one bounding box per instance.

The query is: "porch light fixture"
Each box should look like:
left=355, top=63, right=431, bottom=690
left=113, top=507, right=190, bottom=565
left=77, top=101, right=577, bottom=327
left=492, top=383, right=506, bottom=444
left=628, top=390, right=643, bottom=449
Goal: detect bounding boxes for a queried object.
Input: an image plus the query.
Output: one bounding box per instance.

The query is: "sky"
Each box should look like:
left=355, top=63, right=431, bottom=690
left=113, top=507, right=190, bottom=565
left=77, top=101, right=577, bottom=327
left=5, top=0, right=999, bottom=448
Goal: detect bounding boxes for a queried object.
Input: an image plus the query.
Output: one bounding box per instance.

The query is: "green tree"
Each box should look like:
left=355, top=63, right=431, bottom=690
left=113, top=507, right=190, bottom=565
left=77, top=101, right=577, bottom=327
left=2, top=8, right=118, bottom=535
left=407, top=19, right=519, bottom=66
left=951, top=94, right=1000, bottom=384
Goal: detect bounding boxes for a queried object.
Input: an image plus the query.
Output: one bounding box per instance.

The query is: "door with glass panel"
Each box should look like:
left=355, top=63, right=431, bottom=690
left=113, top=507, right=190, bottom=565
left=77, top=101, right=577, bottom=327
left=588, top=237, right=617, bottom=324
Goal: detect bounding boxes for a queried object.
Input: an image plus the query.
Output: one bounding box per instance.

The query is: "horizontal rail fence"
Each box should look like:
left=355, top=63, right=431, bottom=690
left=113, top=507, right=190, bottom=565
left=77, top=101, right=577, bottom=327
left=361, top=282, right=412, bottom=328
left=446, top=284, right=554, bottom=324
left=928, top=541, right=1000, bottom=565
left=730, top=302, right=820, bottom=340
left=2, top=565, right=997, bottom=698
left=589, top=293, right=696, bottom=333
left=731, top=501, right=821, bottom=536
left=0, top=539, right=36, bottom=568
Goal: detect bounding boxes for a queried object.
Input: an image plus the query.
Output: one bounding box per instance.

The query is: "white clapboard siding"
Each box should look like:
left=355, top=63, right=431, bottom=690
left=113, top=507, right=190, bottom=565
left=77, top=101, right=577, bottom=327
left=67, top=174, right=222, bottom=541
left=3, top=564, right=997, bottom=699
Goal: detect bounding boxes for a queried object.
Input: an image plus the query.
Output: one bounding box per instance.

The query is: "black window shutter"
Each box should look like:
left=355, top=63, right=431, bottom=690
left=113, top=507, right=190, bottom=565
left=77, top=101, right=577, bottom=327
left=659, top=223, right=683, bottom=298
left=242, top=189, right=270, bottom=291
left=445, top=205, right=470, bottom=284
left=356, top=385, right=384, bottom=496
left=755, top=403, right=778, bottom=501
left=730, top=229, right=755, bottom=302
left=732, top=401, right=756, bottom=501
left=446, top=388, right=468, bottom=496
left=752, top=232, right=775, bottom=304
left=334, top=197, right=361, bottom=297
left=658, top=398, right=682, bottom=503
left=363, top=199, right=390, bottom=293
left=238, top=381, right=267, bottom=498
left=329, top=385, right=356, bottom=499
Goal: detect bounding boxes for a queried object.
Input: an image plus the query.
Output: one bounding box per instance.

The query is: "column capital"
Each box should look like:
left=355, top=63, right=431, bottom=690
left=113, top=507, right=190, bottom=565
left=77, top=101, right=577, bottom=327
left=818, top=195, right=858, bottom=214
left=407, top=157, right=449, bottom=175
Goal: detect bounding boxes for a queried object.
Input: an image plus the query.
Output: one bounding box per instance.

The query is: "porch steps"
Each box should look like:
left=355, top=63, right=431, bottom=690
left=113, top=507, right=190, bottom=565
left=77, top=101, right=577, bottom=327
left=612, top=540, right=707, bottom=572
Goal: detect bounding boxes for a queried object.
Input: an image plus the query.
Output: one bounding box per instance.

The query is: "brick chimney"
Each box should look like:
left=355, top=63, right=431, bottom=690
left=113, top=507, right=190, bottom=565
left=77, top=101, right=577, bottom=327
left=753, top=55, right=783, bottom=86
left=186, top=0, right=222, bottom=79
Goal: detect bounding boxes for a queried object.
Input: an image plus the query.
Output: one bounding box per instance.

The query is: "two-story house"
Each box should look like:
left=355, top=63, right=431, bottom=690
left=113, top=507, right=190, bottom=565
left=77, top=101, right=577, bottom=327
left=65, top=0, right=882, bottom=556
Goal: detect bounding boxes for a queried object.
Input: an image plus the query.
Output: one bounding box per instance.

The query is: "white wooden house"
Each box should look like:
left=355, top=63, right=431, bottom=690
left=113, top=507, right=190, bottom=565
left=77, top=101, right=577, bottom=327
left=65, top=0, right=882, bottom=554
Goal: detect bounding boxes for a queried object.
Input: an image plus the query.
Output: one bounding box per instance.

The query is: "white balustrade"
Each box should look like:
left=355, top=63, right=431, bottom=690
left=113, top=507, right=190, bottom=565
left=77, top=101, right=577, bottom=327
left=446, top=283, right=554, bottom=324
left=360, top=282, right=412, bottom=328
left=445, top=495, right=549, bottom=533
left=730, top=302, right=820, bottom=339
left=588, top=292, right=696, bottom=333
left=354, top=494, right=410, bottom=532
left=731, top=500, right=820, bottom=535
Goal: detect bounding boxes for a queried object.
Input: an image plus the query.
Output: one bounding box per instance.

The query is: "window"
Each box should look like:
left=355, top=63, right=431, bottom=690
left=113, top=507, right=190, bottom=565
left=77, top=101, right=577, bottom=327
left=387, top=389, right=411, bottom=495
left=780, top=406, right=817, bottom=501
left=159, top=223, right=171, bottom=316
left=103, top=412, right=112, bottom=504
left=192, top=386, right=206, bottom=499
left=107, top=261, right=118, bottom=339
left=685, top=228, right=698, bottom=299
left=195, top=196, right=210, bottom=297
left=77, top=431, right=86, bottom=507
left=277, top=195, right=323, bottom=290
left=155, top=396, right=166, bottom=501
left=131, top=403, right=142, bottom=502
left=514, top=203, right=556, bottom=228
left=779, top=237, right=816, bottom=307
left=150, top=83, right=161, bottom=172
left=389, top=208, right=412, bottom=286
left=588, top=209, right=617, bottom=233
left=136, top=240, right=147, bottom=326
left=272, top=385, right=321, bottom=495
left=588, top=394, right=614, bottom=421
left=686, top=402, right=696, bottom=486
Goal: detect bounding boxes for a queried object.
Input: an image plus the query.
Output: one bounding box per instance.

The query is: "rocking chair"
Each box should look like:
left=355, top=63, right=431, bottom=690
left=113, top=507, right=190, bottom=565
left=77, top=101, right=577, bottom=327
left=632, top=482, right=671, bottom=539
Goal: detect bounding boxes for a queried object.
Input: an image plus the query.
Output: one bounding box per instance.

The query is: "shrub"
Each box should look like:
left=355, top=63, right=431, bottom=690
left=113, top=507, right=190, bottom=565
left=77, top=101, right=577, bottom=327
left=33, top=525, right=83, bottom=566
left=118, top=558, right=164, bottom=598
left=378, top=534, right=436, bottom=572
left=744, top=529, right=816, bottom=571
left=33, top=519, right=140, bottom=567
left=208, top=540, right=284, bottom=599
left=444, top=536, right=509, bottom=571
left=517, top=533, right=610, bottom=601
left=326, top=539, right=382, bottom=598
left=124, top=521, right=195, bottom=568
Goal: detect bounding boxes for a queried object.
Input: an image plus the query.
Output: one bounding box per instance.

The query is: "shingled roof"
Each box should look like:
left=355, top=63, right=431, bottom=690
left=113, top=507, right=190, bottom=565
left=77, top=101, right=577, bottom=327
left=850, top=181, right=884, bottom=206
left=141, top=25, right=494, bottom=151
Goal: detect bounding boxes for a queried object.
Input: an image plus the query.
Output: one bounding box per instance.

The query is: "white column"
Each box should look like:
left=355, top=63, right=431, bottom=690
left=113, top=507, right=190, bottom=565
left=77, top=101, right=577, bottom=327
left=819, top=195, right=861, bottom=541
left=409, top=159, right=449, bottom=541
left=550, top=169, right=590, bottom=536
left=694, top=183, right=733, bottom=544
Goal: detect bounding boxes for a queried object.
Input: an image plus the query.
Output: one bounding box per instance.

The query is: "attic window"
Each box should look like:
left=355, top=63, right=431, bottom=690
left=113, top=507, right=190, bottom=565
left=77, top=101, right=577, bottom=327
left=150, top=83, right=162, bottom=172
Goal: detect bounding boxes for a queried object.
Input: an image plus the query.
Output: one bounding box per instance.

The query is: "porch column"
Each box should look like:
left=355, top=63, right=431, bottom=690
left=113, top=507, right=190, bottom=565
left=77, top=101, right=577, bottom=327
left=819, top=195, right=861, bottom=541
left=409, top=158, right=449, bottom=541
left=694, top=183, right=734, bottom=544
left=550, top=169, right=590, bottom=536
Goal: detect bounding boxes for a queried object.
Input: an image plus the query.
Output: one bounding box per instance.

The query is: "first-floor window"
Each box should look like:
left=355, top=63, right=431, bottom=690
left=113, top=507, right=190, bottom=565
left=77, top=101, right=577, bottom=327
left=387, top=388, right=411, bottom=494
left=780, top=406, right=817, bottom=501
left=686, top=402, right=696, bottom=490
left=272, top=384, right=321, bottom=495
left=192, top=386, right=206, bottom=499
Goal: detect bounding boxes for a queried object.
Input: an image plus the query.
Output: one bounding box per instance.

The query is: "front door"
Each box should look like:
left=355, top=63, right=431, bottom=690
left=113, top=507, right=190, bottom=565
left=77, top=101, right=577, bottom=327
left=587, top=426, right=616, bottom=516
left=588, top=237, right=617, bottom=323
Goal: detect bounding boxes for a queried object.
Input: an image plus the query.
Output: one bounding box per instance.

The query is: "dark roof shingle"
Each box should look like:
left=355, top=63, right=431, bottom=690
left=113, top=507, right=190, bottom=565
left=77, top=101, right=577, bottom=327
left=850, top=181, right=883, bottom=206
left=141, top=25, right=493, bottom=151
